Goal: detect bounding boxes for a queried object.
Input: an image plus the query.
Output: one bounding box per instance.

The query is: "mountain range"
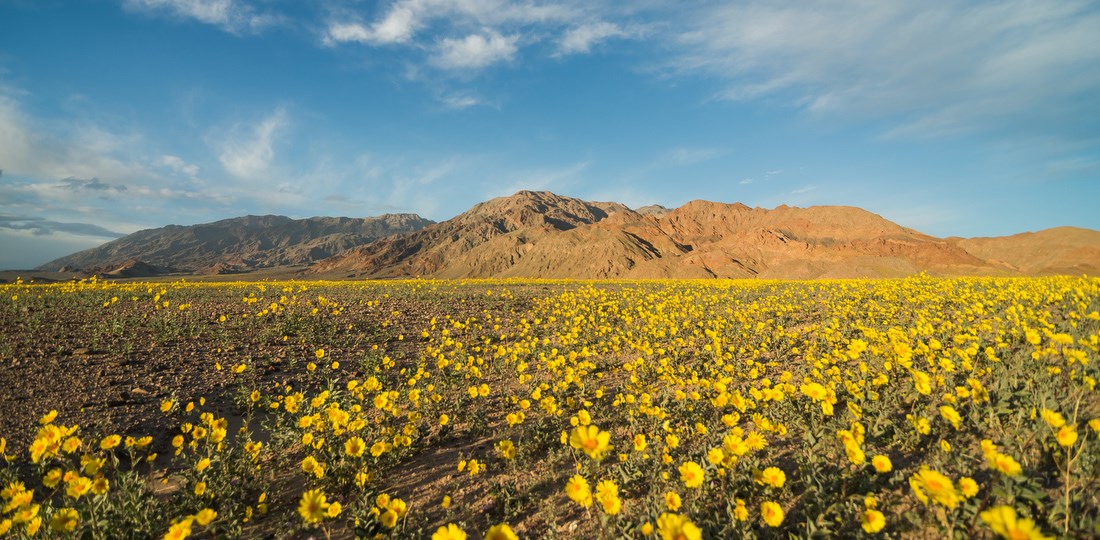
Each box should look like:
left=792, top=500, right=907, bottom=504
left=38, top=191, right=1100, bottom=279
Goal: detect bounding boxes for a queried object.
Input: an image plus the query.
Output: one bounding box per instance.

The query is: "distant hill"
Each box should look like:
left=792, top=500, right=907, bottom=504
left=950, top=227, right=1100, bottom=276
left=40, top=192, right=1100, bottom=279
left=38, top=214, right=434, bottom=273
left=309, top=190, right=1097, bottom=279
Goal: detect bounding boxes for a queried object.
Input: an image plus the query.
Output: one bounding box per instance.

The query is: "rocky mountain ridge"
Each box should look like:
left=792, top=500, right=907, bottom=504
left=38, top=191, right=1100, bottom=279
left=39, top=213, right=434, bottom=274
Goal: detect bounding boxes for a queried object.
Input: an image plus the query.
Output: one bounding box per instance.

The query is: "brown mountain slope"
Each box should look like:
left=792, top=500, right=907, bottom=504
left=308, top=191, right=1051, bottom=279
left=951, top=227, right=1100, bottom=275
left=309, top=191, right=633, bottom=277
left=38, top=214, right=433, bottom=273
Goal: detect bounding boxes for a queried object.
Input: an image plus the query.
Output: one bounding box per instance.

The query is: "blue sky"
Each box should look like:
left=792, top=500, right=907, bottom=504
left=1, top=0, right=1099, bottom=269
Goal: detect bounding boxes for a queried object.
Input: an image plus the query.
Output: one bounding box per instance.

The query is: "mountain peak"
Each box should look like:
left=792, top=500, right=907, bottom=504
left=35, top=191, right=1100, bottom=278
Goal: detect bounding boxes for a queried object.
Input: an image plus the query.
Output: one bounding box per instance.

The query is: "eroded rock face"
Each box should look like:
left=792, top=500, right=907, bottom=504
left=38, top=213, right=434, bottom=273
left=41, top=191, right=1100, bottom=279
left=307, top=191, right=1099, bottom=279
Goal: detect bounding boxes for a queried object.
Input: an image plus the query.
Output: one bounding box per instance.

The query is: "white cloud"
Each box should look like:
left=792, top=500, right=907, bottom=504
left=323, top=3, right=420, bottom=46
left=159, top=155, right=200, bottom=177
left=432, top=31, right=519, bottom=70
left=124, top=0, right=277, bottom=33
left=739, top=178, right=753, bottom=185
left=557, top=21, right=629, bottom=55
left=675, top=0, right=1100, bottom=139
left=217, top=106, right=288, bottom=181
left=440, top=94, right=483, bottom=109
left=0, top=91, right=161, bottom=186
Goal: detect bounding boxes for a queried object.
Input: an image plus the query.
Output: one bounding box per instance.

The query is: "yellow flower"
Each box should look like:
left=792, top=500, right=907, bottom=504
left=665, top=434, right=680, bottom=449
left=1039, top=409, right=1065, bottom=429
left=595, top=480, right=621, bottom=515
left=1055, top=426, right=1078, bottom=447
left=707, top=447, right=725, bottom=466
left=569, top=425, right=612, bottom=460
left=760, top=501, right=784, bottom=527
left=12, top=504, right=39, bottom=524
left=800, top=382, right=827, bottom=402
left=958, top=477, right=979, bottom=498
left=298, top=489, right=329, bottom=524
left=678, top=461, right=705, bottom=489
left=566, top=475, right=592, bottom=507
left=380, top=509, right=398, bottom=528
left=49, top=508, right=79, bottom=533
left=980, top=506, right=1052, bottom=540
left=99, top=434, right=121, bottom=450
left=66, top=476, right=93, bottom=499
left=4, top=486, right=33, bottom=511
left=433, top=523, right=467, bottom=540
left=484, top=524, right=518, bottom=540
left=315, top=349, right=325, bottom=359
left=656, top=513, right=702, bottom=540
left=733, top=499, right=748, bottom=521
left=988, top=452, right=1023, bottom=476
left=25, top=516, right=42, bottom=536
left=371, top=441, right=390, bottom=457
left=194, top=508, right=217, bottom=526
left=911, top=371, right=932, bottom=395
left=163, top=518, right=192, bottom=540
left=497, top=439, right=516, bottom=460
left=754, top=466, right=786, bottom=488
left=91, top=476, right=109, bottom=495
left=861, top=509, right=885, bottom=533
left=196, top=458, right=211, bottom=472
left=633, top=434, right=647, bottom=452
left=439, top=414, right=450, bottom=426
left=442, top=495, right=452, bottom=508
left=871, top=455, right=892, bottom=473
left=909, top=468, right=959, bottom=509
left=845, top=443, right=866, bottom=465
left=82, top=456, right=105, bottom=476
left=160, top=400, right=174, bottom=413
left=345, top=436, right=366, bottom=458
left=664, top=491, right=682, bottom=511
left=193, top=481, right=207, bottom=497
left=40, top=410, right=58, bottom=425
left=43, top=469, right=63, bottom=488
left=62, top=436, right=81, bottom=454
left=939, top=405, right=962, bottom=430
left=326, top=501, right=342, bottom=518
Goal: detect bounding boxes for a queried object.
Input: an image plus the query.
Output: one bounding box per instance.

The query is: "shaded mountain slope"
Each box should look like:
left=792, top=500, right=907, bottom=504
left=309, top=192, right=1052, bottom=279
left=39, top=214, right=433, bottom=273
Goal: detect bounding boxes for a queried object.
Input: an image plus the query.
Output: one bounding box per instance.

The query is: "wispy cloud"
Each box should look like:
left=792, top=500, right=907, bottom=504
left=159, top=155, right=200, bottom=177
left=123, top=0, right=280, bottom=33
left=216, top=106, right=288, bottom=181
left=0, top=214, right=125, bottom=238
left=556, top=21, right=630, bottom=56
left=432, top=31, right=520, bottom=70
left=439, top=93, right=484, bottom=109
left=674, top=0, right=1100, bottom=140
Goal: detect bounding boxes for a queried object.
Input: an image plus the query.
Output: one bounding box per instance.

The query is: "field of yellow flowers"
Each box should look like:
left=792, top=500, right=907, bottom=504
left=0, top=275, right=1098, bottom=539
